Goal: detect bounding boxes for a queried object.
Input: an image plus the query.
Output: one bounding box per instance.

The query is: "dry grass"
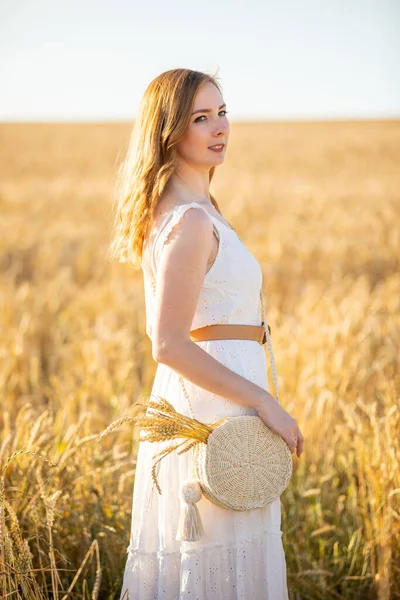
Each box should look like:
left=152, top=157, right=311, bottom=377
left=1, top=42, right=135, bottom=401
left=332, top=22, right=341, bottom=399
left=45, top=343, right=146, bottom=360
left=0, top=120, right=399, bottom=599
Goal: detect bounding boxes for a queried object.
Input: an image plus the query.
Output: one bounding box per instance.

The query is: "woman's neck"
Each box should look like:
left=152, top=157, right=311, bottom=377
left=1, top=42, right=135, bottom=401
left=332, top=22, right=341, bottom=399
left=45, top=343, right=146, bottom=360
left=168, top=173, right=211, bottom=202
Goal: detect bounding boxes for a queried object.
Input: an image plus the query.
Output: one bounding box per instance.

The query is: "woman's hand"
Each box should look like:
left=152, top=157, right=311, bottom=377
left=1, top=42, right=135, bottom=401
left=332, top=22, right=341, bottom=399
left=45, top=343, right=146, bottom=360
left=257, top=396, right=304, bottom=457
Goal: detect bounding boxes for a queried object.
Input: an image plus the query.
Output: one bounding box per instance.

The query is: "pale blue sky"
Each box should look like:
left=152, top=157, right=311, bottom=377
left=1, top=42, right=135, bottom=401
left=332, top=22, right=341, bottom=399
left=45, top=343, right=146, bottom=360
left=0, top=0, right=399, bottom=121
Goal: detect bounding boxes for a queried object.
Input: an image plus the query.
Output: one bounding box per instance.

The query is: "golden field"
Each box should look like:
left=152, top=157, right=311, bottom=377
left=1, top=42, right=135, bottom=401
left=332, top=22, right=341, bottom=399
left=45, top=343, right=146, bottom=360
left=0, top=120, right=399, bottom=599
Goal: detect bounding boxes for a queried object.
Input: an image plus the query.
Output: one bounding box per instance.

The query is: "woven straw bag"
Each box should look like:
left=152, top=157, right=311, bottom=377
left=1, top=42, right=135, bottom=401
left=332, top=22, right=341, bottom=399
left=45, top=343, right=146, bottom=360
left=140, top=264, right=293, bottom=542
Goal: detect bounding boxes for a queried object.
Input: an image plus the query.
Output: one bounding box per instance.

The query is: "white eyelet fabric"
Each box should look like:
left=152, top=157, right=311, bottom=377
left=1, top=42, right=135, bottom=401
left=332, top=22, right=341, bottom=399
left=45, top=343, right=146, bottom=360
left=120, top=203, right=289, bottom=599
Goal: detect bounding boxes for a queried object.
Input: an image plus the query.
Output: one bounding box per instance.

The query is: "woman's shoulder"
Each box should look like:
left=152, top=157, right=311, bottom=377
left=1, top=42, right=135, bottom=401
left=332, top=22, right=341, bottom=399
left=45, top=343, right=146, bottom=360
left=142, top=192, right=212, bottom=271
left=146, top=194, right=210, bottom=247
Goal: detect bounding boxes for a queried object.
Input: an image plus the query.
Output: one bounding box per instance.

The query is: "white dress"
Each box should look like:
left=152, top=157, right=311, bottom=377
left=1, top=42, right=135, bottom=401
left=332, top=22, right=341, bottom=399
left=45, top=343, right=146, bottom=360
left=120, top=202, right=289, bottom=600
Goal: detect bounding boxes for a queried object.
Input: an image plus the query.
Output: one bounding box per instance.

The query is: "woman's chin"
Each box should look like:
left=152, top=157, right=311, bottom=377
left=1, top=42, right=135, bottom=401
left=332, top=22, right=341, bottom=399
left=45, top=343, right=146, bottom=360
left=207, top=152, right=226, bottom=164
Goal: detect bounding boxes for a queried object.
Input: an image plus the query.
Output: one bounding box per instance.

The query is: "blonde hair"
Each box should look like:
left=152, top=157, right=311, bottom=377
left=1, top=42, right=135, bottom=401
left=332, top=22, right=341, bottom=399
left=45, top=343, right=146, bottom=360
left=108, top=68, right=226, bottom=269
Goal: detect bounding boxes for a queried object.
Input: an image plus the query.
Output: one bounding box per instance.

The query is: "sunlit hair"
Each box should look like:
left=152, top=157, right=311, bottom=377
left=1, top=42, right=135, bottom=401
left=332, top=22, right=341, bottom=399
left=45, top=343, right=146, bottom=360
left=108, top=68, right=226, bottom=269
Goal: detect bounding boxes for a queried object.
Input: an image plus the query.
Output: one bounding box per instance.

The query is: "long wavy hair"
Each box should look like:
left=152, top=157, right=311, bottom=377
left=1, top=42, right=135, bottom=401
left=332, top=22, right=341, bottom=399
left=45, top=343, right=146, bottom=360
left=108, top=68, right=226, bottom=269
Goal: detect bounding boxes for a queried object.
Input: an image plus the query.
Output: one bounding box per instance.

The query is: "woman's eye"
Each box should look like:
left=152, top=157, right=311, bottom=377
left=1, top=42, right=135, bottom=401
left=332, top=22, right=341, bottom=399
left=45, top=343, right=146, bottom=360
left=194, top=110, right=228, bottom=123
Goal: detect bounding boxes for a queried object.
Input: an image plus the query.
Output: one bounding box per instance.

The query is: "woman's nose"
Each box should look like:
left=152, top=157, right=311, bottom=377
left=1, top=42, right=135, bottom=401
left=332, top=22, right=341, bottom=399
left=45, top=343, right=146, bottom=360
left=213, top=120, right=228, bottom=137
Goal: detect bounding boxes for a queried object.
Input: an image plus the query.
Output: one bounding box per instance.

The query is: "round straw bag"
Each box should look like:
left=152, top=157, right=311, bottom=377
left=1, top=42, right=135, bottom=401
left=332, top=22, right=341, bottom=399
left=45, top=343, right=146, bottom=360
left=189, top=414, right=292, bottom=512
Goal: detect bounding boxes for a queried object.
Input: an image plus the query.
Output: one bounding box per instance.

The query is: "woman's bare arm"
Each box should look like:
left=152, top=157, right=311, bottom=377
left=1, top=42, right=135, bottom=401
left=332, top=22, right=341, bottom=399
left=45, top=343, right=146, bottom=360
left=152, top=207, right=273, bottom=411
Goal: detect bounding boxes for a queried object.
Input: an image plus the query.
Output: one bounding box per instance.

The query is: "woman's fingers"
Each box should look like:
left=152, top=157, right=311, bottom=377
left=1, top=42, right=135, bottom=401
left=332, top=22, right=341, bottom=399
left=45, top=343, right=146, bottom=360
left=287, top=426, right=304, bottom=456
left=295, top=427, right=304, bottom=457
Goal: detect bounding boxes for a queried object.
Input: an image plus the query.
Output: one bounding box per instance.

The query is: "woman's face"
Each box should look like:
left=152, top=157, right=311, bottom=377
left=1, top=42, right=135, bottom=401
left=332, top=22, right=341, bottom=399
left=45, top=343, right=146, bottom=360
left=176, top=81, right=230, bottom=168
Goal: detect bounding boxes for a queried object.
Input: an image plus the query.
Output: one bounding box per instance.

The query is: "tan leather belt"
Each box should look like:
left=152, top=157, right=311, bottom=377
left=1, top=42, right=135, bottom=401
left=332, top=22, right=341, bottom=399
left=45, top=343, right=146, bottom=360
left=190, top=322, right=271, bottom=345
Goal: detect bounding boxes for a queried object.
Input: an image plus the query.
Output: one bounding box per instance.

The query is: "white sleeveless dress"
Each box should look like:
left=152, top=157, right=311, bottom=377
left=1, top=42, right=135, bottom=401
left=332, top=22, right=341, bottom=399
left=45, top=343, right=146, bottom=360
left=120, top=202, right=289, bottom=599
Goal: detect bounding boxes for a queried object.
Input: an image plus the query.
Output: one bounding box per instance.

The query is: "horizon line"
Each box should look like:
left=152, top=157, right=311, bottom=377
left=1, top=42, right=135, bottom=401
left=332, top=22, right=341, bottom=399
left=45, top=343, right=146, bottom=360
left=1, top=115, right=399, bottom=125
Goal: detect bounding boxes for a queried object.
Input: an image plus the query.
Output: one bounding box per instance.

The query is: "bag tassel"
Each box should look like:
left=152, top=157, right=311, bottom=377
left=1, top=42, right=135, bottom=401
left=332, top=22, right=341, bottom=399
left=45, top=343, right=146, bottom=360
left=176, top=479, right=205, bottom=542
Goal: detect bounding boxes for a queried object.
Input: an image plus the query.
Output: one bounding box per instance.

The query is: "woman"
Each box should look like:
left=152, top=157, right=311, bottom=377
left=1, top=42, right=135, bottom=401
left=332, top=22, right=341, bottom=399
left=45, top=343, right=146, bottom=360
left=109, top=68, right=304, bottom=600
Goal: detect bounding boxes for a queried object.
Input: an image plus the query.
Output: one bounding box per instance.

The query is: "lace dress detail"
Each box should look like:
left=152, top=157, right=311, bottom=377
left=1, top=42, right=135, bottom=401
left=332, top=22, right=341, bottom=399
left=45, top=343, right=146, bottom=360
left=120, top=202, right=289, bottom=599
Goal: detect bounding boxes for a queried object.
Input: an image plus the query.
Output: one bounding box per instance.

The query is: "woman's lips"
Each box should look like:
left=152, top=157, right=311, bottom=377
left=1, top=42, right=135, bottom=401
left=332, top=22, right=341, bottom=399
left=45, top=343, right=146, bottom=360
left=208, top=144, right=225, bottom=153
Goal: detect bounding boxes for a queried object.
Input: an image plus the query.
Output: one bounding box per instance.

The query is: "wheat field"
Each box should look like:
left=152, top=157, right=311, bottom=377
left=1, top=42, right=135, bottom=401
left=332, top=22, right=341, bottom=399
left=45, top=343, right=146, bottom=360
left=0, top=121, right=399, bottom=599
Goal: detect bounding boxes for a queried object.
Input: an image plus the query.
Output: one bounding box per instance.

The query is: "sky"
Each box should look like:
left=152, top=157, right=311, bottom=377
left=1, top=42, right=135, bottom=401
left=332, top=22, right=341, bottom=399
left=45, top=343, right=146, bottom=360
left=0, top=0, right=399, bottom=121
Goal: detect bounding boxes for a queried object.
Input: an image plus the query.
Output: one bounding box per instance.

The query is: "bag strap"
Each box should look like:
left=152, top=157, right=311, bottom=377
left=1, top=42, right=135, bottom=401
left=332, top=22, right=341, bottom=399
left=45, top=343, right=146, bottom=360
left=149, top=267, right=279, bottom=418
left=178, top=275, right=279, bottom=419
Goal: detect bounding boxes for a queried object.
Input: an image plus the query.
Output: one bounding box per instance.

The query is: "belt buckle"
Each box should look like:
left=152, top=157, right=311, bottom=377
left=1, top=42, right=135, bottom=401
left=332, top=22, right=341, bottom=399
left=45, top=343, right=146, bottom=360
left=260, top=321, right=271, bottom=344
left=260, top=322, right=267, bottom=345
